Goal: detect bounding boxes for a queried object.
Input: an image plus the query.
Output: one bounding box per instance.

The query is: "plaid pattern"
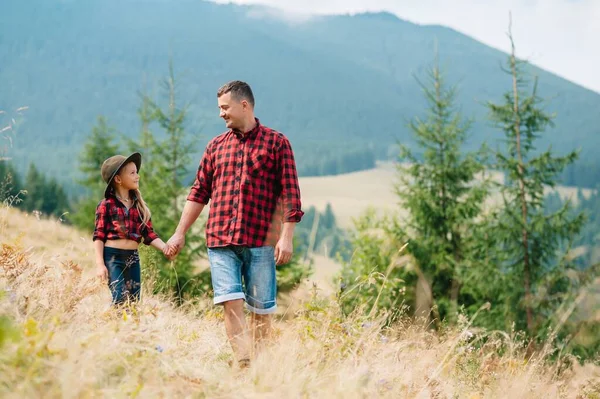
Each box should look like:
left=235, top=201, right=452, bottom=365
left=93, top=195, right=159, bottom=245
left=187, top=119, right=304, bottom=248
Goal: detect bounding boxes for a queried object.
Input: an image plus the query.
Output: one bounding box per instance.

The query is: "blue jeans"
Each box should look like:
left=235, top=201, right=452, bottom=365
left=207, top=245, right=277, bottom=314
left=104, top=247, right=141, bottom=305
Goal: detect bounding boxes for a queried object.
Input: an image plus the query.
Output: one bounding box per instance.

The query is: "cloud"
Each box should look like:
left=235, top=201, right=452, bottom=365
left=210, top=0, right=600, bottom=93
left=244, top=4, right=315, bottom=24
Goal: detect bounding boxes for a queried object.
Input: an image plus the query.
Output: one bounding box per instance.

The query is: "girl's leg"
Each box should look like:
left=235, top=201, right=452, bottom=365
left=129, top=257, right=141, bottom=302
left=104, top=252, right=126, bottom=305
left=123, top=251, right=141, bottom=303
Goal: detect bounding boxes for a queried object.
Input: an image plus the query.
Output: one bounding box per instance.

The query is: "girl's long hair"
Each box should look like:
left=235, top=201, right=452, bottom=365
left=109, top=186, right=151, bottom=226
left=132, top=188, right=151, bottom=226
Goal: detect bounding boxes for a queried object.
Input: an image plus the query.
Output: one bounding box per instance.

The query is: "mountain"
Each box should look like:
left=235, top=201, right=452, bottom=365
left=2, top=0, right=599, bottom=190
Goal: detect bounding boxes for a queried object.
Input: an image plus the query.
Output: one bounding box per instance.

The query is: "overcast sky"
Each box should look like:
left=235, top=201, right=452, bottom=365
left=212, top=0, right=600, bottom=93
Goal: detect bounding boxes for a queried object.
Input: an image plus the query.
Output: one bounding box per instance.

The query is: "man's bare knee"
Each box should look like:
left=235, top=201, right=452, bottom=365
left=223, top=299, right=245, bottom=324
left=223, top=298, right=245, bottom=312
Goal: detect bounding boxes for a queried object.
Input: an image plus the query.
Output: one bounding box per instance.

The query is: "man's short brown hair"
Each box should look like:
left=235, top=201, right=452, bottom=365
left=217, top=80, right=255, bottom=107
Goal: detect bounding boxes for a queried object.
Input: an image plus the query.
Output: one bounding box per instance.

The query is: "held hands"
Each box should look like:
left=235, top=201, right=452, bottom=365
left=162, top=243, right=175, bottom=260
left=163, top=233, right=185, bottom=260
left=160, top=232, right=292, bottom=264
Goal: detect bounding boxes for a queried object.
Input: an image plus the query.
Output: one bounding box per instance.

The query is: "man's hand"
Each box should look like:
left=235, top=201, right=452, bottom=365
left=96, top=264, right=108, bottom=281
left=274, top=235, right=293, bottom=266
left=165, top=233, right=185, bottom=259
left=161, top=243, right=174, bottom=259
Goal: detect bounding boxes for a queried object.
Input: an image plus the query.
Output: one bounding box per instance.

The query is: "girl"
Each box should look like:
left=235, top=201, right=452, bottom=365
left=93, top=152, right=169, bottom=305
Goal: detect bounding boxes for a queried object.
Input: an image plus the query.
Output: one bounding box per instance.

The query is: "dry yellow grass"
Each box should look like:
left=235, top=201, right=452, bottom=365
left=1, top=206, right=599, bottom=398
left=0, top=207, right=95, bottom=268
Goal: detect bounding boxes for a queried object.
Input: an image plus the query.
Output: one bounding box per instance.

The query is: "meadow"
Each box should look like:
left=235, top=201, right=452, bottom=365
left=1, top=206, right=599, bottom=398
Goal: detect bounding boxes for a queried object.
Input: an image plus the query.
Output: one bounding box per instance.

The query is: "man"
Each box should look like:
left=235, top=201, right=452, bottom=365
left=166, top=80, right=304, bottom=367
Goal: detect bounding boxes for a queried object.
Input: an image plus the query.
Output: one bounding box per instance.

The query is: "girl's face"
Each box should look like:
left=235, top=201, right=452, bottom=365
left=114, top=162, right=139, bottom=191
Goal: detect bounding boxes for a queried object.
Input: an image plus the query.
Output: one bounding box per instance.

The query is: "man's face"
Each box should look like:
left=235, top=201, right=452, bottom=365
left=218, top=92, right=246, bottom=130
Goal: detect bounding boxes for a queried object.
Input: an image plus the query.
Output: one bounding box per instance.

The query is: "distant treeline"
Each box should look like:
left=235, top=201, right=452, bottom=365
left=561, top=161, right=600, bottom=189
left=546, top=189, right=600, bottom=267
left=297, top=147, right=377, bottom=177
left=0, top=161, right=70, bottom=218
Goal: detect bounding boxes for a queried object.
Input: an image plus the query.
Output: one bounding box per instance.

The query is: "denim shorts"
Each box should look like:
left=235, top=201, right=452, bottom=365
left=207, top=245, right=277, bottom=314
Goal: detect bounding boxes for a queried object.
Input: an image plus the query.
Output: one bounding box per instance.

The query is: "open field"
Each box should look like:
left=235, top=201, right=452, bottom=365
left=299, top=162, right=593, bottom=229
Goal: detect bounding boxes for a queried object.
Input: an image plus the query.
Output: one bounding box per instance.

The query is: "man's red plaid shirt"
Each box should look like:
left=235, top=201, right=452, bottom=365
left=187, top=119, right=304, bottom=248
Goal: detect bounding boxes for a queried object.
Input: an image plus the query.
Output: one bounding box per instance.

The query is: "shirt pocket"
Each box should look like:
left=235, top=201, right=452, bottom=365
left=112, top=219, right=127, bottom=235
left=109, top=206, right=126, bottom=234
left=247, top=150, right=275, bottom=178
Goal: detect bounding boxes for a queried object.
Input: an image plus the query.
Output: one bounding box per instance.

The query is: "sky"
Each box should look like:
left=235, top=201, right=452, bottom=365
left=211, top=0, right=600, bottom=94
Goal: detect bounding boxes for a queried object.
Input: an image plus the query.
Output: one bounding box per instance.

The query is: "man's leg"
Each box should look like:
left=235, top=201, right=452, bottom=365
left=251, top=312, right=272, bottom=350
left=208, top=247, right=250, bottom=366
left=223, top=299, right=251, bottom=365
left=244, top=246, right=278, bottom=350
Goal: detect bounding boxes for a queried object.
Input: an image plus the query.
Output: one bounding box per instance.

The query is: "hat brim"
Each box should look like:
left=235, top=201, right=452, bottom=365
left=104, top=152, right=142, bottom=198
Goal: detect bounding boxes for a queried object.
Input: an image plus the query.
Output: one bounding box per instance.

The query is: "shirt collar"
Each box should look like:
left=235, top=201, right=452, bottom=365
left=108, top=189, right=138, bottom=205
left=232, top=118, right=261, bottom=140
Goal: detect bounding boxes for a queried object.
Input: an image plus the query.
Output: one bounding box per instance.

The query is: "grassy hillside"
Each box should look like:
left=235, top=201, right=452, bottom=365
left=2, top=0, right=600, bottom=187
left=1, top=207, right=599, bottom=397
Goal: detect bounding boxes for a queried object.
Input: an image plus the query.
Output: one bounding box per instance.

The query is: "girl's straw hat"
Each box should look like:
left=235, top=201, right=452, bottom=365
left=101, top=152, right=142, bottom=198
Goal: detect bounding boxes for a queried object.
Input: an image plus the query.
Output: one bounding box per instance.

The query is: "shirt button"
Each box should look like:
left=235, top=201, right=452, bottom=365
left=237, top=162, right=242, bottom=167
left=229, top=231, right=234, bottom=236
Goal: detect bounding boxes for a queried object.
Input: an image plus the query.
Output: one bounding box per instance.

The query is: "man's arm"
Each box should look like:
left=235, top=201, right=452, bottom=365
left=166, top=201, right=206, bottom=258
left=165, top=201, right=206, bottom=257
left=175, top=201, right=205, bottom=237
left=274, top=136, right=304, bottom=265
left=166, top=142, right=213, bottom=257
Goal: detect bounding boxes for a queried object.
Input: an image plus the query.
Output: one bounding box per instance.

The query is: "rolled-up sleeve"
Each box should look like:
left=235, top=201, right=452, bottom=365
left=142, top=218, right=160, bottom=245
left=92, top=200, right=108, bottom=242
left=187, top=142, right=214, bottom=204
left=277, top=136, right=304, bottom=223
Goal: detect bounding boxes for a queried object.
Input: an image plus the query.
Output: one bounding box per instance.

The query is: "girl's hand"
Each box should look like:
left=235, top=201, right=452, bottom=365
left=96, top=264, right=108, bottom=281
left=162, top=244, right=176, bottom=260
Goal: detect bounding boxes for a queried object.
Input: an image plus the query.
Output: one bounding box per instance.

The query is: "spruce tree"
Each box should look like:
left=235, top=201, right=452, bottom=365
left=133, top=62, right=205, bottom=302
left=22, top=164, right=45, bottom=213
left=78, top=116, right=121, bottom=189
left=0, top=161, right=23, bottom=204
left=70, top=116, right=121, bottom=230
left=486, top=24, right=584, bottom=337
left=394, top=58, right=489, bottom=324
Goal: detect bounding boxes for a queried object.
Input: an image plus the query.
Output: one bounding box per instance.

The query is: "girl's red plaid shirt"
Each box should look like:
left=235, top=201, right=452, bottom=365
left=93, top=193, right=159, bottom=245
